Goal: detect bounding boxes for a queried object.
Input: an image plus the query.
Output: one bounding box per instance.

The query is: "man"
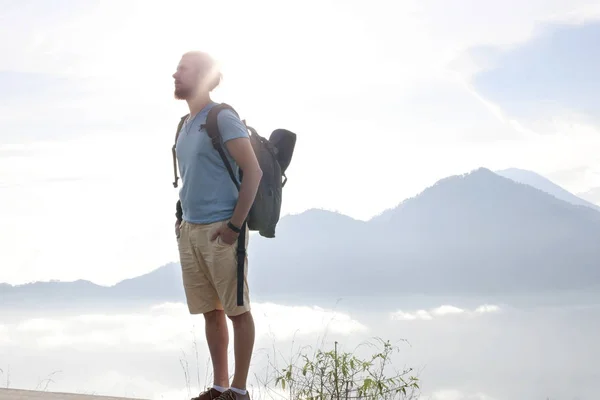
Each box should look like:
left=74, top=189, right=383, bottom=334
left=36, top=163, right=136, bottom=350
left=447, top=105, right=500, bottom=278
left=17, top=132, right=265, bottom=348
left=172, top=51, right=263, bottom=400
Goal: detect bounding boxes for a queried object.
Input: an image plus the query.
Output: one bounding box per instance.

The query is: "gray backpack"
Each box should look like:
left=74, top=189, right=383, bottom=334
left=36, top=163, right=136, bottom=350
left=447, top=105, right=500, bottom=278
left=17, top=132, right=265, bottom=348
left=207, top=103, right=296, bottom=238
left=172, top=103, right=297, bottom=305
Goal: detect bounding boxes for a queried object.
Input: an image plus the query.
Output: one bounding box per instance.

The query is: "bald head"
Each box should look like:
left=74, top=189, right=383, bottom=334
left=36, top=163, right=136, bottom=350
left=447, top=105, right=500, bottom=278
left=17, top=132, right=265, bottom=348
left=173, top=51, right=222, bottom=100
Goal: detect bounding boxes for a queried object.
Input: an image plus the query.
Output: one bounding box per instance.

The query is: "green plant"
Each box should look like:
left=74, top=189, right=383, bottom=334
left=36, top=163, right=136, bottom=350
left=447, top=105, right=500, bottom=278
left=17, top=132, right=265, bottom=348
left=272, top=338, right=419, bottom=400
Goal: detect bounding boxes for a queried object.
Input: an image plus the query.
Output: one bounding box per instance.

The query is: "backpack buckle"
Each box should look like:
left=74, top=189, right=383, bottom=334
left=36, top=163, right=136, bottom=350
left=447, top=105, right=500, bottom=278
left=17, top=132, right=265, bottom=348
left=210, top=136, right=221, bottom=148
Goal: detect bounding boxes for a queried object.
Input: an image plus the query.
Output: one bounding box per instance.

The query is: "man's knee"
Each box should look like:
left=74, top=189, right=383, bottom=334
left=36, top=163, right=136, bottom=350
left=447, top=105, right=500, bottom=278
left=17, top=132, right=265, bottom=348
left=228, top=310, right=253, bottom=325
left=204, top=309, right=226, bottom=323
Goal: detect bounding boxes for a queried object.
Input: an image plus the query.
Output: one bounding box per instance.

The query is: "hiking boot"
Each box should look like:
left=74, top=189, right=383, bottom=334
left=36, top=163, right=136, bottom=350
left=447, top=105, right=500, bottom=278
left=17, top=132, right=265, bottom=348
left=214, top=389, right=250, bottom=400
left=191, top=388, right=222, bottom=400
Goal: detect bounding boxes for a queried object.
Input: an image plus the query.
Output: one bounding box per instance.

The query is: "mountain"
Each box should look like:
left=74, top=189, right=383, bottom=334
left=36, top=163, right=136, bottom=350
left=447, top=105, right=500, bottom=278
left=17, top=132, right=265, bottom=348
left=249, top=167, right=600, bottom=297
left=3, top=167, right=600, bottom=309
left=496, top=168, right=600, bottom=212
left=0, top=263, right=186, bottom=310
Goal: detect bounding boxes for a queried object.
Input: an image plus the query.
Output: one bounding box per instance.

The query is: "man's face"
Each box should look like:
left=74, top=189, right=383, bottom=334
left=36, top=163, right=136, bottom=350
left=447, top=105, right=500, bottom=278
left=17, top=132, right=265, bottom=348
left=172, top=56, right=199, bottom=100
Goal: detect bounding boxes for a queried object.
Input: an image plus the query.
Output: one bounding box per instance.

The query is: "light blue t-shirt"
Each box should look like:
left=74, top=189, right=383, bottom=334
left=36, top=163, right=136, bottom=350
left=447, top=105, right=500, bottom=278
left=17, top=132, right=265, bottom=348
left=176, top=102, right=249, bottom=224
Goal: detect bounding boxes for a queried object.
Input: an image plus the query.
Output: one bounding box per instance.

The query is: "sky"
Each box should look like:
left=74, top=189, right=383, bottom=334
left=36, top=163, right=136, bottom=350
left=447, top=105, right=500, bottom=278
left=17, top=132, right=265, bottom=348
left=2, top=0, right=600, bottom=285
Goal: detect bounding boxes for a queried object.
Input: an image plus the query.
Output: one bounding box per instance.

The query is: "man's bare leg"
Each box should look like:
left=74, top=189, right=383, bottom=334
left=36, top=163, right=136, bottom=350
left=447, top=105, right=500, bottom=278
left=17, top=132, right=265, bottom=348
left=204, top=310, right=230, bottom=388
left=229, top=311, right=255, bottom=392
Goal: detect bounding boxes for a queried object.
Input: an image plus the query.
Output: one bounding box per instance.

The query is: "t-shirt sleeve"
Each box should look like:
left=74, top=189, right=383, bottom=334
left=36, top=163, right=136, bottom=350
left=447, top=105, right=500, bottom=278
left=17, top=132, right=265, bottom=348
left=217, top=109, right=249, bottom=143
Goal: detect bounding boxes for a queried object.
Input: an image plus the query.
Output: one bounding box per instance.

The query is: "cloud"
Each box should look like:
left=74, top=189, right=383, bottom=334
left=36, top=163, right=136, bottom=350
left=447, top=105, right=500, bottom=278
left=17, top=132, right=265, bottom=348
left=253, top=303, right=368, bottom=340
left=3, top=302, right=367, bottom=351
left=13, top=306, right=193, bottom=351
left=474, top=305, right=501, bottom=314
left=432, top=305, right=466, bottom=316
left=0, top=325, right=11, bottom=346
left=430, top=389, right=497, bottom=400
left=16, top=318, right=64, bottom=333
left=445, top=12, right=600, bottom=195
left=0, top=301, right=362, bottom=398
left=391, top=309, right=434, bottom=321
left=390, top=304, right=501, bottom=321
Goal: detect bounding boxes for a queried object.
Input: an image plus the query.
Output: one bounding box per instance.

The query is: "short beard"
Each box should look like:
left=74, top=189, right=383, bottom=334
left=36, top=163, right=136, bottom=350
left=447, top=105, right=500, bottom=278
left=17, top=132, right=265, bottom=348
left=174, top=86, right=194, bottom=100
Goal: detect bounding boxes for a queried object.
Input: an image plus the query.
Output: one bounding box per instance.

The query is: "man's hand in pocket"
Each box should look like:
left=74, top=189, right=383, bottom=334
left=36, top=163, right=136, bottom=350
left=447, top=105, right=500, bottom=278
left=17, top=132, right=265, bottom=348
left=175, top=220, right=181, bottom=239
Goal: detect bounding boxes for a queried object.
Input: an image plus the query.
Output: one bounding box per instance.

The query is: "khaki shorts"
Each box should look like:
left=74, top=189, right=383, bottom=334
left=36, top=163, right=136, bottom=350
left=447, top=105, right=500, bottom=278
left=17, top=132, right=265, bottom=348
left=177, top=220, right=250, bottom=316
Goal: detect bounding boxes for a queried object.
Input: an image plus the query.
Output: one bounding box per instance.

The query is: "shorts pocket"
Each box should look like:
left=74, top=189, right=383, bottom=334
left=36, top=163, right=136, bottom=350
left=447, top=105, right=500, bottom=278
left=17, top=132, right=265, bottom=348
left=215, top=235, right=236, bottom=249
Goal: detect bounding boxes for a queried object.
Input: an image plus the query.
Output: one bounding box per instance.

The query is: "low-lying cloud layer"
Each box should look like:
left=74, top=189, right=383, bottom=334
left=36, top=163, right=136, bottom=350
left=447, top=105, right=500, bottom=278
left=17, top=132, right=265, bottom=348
left=431, top=389, right=497, bottom=400
left=390, top=304, right=501, bottom=321
left=2, top=298, right=599, bottom=400
left=2, top=302, right=367, bottom=352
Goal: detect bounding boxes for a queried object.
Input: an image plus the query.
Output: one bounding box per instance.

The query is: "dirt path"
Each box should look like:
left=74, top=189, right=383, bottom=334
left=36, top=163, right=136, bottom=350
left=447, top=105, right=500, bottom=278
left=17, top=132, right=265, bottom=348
left=0, top=388, right=146, bottom=400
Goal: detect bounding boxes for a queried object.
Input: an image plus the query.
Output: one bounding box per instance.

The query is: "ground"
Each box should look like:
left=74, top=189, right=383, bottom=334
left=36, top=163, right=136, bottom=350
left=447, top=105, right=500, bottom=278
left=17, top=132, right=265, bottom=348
left=0, top=389, right=145, bottom=400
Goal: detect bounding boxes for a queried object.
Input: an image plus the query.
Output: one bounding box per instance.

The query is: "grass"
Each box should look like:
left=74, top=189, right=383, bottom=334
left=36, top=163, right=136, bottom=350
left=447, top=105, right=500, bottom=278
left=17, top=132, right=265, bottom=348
left=260, top=337, right=420, bottom=400
left=0, top=366, right=63, bottom=392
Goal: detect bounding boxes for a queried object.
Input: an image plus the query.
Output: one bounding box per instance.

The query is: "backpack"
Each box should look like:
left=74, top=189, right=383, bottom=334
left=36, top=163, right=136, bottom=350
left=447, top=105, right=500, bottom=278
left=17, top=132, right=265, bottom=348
left=171, top=103, right=297, bottom=307
left=172, top=103, right=297, bottom=238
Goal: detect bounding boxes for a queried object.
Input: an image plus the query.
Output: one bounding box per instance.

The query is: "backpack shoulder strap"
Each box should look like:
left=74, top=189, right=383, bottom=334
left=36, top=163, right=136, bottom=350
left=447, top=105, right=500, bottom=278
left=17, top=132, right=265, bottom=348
left=204, top=103, right=241, bottom=191
left=204, top=102, right=239, bottom=146
left=172, top=114, right=188, bottom=188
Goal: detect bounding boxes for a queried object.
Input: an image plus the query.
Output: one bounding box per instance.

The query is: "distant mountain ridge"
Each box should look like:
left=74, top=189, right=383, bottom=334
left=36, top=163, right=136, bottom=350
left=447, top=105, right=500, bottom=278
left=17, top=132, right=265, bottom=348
left=2, top=167, right=600, bottom=308
left=496, top=168, right=600, bottom=212
left=0, top=263, right=186, bottom=309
